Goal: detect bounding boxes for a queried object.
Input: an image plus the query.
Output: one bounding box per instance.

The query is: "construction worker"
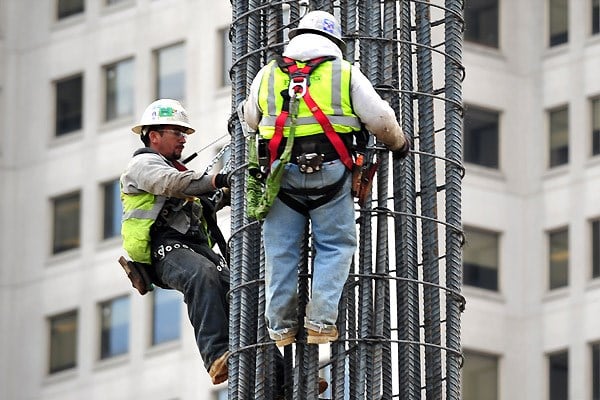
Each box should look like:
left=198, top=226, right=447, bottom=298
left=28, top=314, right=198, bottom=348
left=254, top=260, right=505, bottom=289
left=244, top=10, right=411, bottom=346
left=120, top=98, right=234, bottom=385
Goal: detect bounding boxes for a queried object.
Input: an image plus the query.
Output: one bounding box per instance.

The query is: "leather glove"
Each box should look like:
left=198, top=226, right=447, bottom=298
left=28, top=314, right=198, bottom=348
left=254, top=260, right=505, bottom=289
left=214, top=173, right=232, bottom=189
left=392, top=135, right=412, bottom=159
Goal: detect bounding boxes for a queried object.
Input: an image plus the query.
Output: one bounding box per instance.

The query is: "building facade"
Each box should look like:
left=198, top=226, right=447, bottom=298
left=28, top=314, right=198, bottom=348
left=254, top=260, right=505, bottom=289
left=1, top=0, right=600, bottom=400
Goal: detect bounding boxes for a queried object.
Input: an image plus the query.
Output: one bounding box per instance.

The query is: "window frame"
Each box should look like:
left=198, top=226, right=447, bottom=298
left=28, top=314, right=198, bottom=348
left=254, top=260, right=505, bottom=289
left=103, top=57, right=134, bottom=123
left=462, top=226, right=501, bottom=292
left=461, top=349, right=500, bottom=400
left=463, top=104, right=501, bottom=169
left=591, top=96, right=600, bottom=157
left=56, top=0, right=85, bottom=20
left=101, top=178, right=122, bottom=240
left=547, top=105, right=569, bottom=168
left=591, top=218, right=600, bottom=280
left=48, top=310, right=78, bottom=374
left=154, top=42, right=186, bottom=102
left=548, top=0, right=569, bottom=47
left=51, top=191, right=81, bottom=255
left=547, top=350, right=569, bottom=400
left=548, top=227, right=569, bottom=290
left=99, top=295, right=131, bottom=360
left=464, top=0, right=499, bottom=48
left=54, top=74, right=84, bottom=137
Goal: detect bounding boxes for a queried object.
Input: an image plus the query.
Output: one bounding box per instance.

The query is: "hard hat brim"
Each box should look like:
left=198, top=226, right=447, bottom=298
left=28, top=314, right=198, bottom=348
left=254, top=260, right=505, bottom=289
left=131, top=123, right=196, bottom=135
left=288, top=28, right=346, bottom=52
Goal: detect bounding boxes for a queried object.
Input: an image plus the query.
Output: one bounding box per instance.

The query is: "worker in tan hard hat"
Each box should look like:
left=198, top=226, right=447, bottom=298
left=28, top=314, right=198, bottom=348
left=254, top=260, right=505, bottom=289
left=120, top=99, right=236, bottom=385
left=244, top=10, right=411, bottom=350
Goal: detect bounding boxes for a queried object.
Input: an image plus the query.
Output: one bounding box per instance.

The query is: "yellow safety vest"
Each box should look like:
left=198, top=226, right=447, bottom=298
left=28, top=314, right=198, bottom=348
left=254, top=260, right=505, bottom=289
left=257, top=58, right=361, bottom=139
left=120, top=191, right=165, bottom=264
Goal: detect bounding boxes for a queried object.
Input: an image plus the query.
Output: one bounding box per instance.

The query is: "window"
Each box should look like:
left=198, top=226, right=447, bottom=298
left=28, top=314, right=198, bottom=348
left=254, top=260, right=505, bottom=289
left=463, top=227, right=500, bottom=291
left=100, top=296, right=130, bottom=359
left=106, top=0, right=126, bottom=4
left=57, top=0, right=84, bottom=20
left=592, top=97, right=600, bottom=156
left=152, top=288, right=182, bottom=345
left=220, top=27, right=232, bottom=86
left=462, top=350, right=498, bottom=400
left=464, top=0, right=499, bottom=48
left=52, top=191, right=81, bottom=254
left=549, top=228, right=569, bottom=290
left=548, top=351, right=568, bottom=400
left=549, top=0, right=568, bottom=46
left=102, top=179, right=122, bottom=239
left=49, top=310, right=78, bottom=373
left=592, top=219, right=600, bottom=279
left=156, top=43, right=185, bottom=101
left=593, top=343, right=600, bottom=400
left=595, top=0, right=600, bottom=35
left=55, top=75, right=83, bottom=136
left=463, top=105, right=499, bottom=169
left=105, top=58, right=134, bottom=122
left=548, top=106, right=569, bottom=168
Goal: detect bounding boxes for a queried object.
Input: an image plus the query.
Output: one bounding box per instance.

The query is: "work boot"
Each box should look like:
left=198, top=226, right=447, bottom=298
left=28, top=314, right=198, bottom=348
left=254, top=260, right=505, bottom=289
left=306, top=327, right=339, bottom=344
left=209, top=350, right=230, bottom=384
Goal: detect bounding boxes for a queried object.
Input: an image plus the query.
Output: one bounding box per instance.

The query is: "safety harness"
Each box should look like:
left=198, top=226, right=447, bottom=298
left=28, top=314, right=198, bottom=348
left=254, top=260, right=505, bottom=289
left=266, top=56, right=355, bottom=216
left=268, top=56, right=354, bottom=170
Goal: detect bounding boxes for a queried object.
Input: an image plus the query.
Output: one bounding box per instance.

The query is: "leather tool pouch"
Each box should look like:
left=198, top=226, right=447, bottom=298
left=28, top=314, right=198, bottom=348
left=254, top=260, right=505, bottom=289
left=118, top=256, right=154, bottom=295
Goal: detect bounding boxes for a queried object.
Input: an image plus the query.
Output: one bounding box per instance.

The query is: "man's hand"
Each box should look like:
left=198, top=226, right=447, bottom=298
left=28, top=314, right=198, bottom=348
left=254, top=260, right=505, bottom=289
left=392, top=135, right=412, bottom=159
left=213, top=173, right=232, bottom=188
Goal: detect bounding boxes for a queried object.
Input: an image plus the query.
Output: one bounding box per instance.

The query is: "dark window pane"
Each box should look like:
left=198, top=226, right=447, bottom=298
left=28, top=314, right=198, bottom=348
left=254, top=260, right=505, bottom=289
left=464, top=106, right=499, bottom=168
left=463, top=227, right=499, bottom=291
left=549, top=0, right=569, bottom=46
left=105, top=59, right=134, bottom=121
left=152, top=288, right=182, bottom=345
left=53, top=192, right=81, bottom=254
left=57, top=0, right=84, bottom=19
left=49, top=311, right=77, bottom=373
left=592, top=98, right=600, bottom=156
left=156, top=44, right=185, bottom=101
left=549, top=228, right=569, bottom=290
left=462, top=351, right=498, bottom=400
left=55, top=75, right=83, bottom=136
left=549, top=351, right=568, bottom=400
left=100, top=296, right=130, bottom=359
left=464, top=0, right=499, bottom=48
left=593, top=220, right=600, bottom=279
left=593, top=343, right=600, bottom=400
left=103, top=179, right=122, bottom=239
left=549, top=107, right=569, bottom=168
left=594, top=0, right=600, bottom=35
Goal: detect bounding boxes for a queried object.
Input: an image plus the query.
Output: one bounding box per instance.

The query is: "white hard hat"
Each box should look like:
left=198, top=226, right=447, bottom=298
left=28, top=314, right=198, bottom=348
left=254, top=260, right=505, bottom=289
left=288, top=10, right=346, bottom=51
left=131, top=98, right=195, bottom=135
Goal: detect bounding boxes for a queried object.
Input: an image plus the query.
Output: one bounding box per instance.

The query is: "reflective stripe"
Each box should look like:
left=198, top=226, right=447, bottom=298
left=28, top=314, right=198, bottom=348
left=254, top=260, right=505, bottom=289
left=267, top=62, right=278, bottom=116
left=259, top=115, right=360, bottom=129
left=122, top=197, right=166, bottom=220
left=331, top=58, right=343, bottom=115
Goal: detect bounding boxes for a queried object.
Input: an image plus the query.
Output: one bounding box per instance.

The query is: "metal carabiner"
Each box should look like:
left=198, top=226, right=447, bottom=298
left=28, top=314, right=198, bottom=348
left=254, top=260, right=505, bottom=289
left=288, top=76, right=307, bottom=98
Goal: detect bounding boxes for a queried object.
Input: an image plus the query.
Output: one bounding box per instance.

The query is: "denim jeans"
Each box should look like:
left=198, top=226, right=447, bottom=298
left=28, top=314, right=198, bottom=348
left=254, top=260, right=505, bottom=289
left=153, top=246, right=230, bottom=370
left=263, top=159, right=357, bottom=339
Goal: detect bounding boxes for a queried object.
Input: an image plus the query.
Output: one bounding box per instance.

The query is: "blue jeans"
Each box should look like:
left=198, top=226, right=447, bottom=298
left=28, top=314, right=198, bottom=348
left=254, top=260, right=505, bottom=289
left=263, top=159, right=357, bottom=339
left=152, top=245, right=230, bottom=370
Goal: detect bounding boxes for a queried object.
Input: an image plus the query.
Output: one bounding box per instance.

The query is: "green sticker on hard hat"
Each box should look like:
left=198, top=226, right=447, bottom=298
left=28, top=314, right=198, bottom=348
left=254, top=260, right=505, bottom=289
left=159, top=107, right=174, bottom=117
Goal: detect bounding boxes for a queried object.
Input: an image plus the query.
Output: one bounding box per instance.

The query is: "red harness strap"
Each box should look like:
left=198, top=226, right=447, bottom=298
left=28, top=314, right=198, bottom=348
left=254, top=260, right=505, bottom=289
left=268, top=56, right=354, bottom=170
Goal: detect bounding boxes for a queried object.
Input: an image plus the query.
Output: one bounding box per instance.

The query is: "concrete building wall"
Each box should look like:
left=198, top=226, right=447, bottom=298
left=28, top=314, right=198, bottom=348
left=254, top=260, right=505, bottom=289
left=1, top=0, right=600, bottom=399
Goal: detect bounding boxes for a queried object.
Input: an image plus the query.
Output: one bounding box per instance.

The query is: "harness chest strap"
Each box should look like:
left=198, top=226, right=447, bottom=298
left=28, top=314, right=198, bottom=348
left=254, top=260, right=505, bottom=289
left=268, top=56, right=354, bottom=170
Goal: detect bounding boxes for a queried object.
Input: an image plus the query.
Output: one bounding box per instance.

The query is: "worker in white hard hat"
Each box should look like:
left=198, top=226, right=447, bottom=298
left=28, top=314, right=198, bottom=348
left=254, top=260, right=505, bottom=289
left=120, top=99, right=237, bottom=385
left=244, top=10, right=411, bottom=348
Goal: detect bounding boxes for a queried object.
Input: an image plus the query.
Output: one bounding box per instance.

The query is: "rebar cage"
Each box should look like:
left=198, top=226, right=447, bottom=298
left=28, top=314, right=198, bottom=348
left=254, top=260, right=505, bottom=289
left=227, top=1, right=465, bottom=398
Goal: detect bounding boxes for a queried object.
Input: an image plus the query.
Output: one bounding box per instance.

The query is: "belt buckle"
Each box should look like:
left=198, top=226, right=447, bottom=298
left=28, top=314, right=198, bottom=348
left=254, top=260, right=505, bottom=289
left=297, top=152, right=324, bottom=174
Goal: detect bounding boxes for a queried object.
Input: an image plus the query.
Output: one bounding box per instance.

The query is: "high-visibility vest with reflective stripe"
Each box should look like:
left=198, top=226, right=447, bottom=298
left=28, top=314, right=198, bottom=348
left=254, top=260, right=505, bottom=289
left=257, top=58, right=361, bottom=139
left=120, top=190, right=166, bottom=264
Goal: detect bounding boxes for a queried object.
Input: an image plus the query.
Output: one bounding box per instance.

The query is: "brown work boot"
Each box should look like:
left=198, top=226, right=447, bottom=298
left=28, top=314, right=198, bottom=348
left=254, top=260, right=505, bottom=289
left=209, top=350, right=230, bottom=385
left=318, top=377, right=329, bottom=394
left=306, top=327, right=339, bottom=344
